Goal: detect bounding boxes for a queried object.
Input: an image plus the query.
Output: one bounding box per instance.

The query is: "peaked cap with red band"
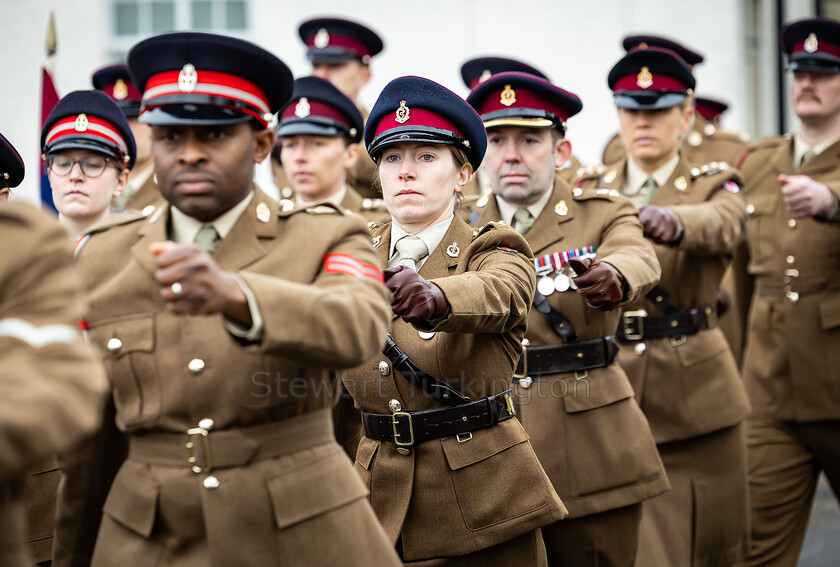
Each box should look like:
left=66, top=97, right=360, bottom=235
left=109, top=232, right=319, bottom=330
left=608, top=47, right=695, bottom=110
left=460, top=56, right=550, bottom=90
left=694, top=96, right=729, bottom=123
left=623, top=34, right=704, bottom=66
left=365, top=76, right=487, bottom=171
left=299, top=17, right=383, bottom=64
left=41, top=90, right=137, bottom=169
left=127, top=31, right=293, bottom=128
left=466, top=72, right=582, bottom=133
left=92, top=64, right=142, bottom=117
left=0, top=133, right=24, bottom=188
left=782, top=18, right=840, bottom=73
left=278, top=76, right=363, bottom=143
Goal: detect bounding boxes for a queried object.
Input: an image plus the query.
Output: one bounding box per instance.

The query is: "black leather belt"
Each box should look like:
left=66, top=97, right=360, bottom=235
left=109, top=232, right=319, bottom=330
left=361, top=390, right=516, bottom=450
left=617, top=306, right=717, bottom=342
left=513, top=336, right=618, bottom=379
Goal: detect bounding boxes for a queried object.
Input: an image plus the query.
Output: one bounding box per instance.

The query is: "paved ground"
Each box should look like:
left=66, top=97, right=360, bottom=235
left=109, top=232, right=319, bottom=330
left=798, top=474, right=840, bottom=566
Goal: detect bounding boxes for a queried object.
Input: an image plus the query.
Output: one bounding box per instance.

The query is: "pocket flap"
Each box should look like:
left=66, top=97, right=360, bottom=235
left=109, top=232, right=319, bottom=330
left=819, top=293, right=840, bottom=331
left=674, top=331, right=728, bottom=368
left=267, top=448, right=368, bottom=530
left=562, top=368, right=634, bottom=413
left=102, top=464, right=159, bottom=538
left=440, top=418, right=529, bottom=470
left=90, top=314, right=155, bottom=358
left=354, top=437, right=378, bottom=471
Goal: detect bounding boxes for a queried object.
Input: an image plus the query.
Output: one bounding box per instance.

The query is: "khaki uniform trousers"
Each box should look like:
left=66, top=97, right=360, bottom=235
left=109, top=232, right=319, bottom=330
left=743, top=417, right=840, bottom=566
left=637, top=424, right=748, bottom=567
left=541, top=504, right=641, bottom=567
left=401, top=528, right=547, bottom=567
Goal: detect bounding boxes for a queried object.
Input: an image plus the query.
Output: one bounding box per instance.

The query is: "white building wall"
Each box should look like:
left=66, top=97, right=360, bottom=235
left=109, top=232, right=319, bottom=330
left=0, top=0, right=784, bottom=203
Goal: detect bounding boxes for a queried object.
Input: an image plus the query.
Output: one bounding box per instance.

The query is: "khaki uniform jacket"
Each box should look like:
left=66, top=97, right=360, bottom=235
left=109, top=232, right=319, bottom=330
left=577, top=155, right=750, bottom=443
left=54, top=190, right=402, bottom=567
left=0, top=203, right=107, bottom=567
left=602, top=115, right=750, bottom=168
left=735, top=136, right=840, bottom=421
left=468, top=180, right=670, bottom=518
left=343, top=217, right=567, bottom=561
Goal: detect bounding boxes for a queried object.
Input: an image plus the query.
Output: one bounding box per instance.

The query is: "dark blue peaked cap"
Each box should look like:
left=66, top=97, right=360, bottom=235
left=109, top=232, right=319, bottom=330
left=278, top=76, right=363, bottom=142
left=127, top=31, right=294, bottom=127
left=365, top=76, right=487, bottom=171
left=41, top=90, right=137, bottom=170
left=461, top=56, right=550, bottom=89
left=0, top=133, right=24, bottom=188
left=299, top=17, right=384, bottom=64
left=783, top=18, right=840, bottom=73
left=92, top=64, right=142, bottom=117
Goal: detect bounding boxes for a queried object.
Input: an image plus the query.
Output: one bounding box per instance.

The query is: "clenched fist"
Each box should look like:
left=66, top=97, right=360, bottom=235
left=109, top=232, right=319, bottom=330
left=382, top=265, right=448, bottom=323
left=568, top=257, right=625, bottom=311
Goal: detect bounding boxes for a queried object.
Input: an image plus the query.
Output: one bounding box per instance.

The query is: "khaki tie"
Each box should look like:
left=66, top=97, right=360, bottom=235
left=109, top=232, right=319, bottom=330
left=800, top=149, right=817, bottom=169
left=513, top=208, right=534, bottom=235
left=194, top=225, right=221, bottom=254
left=394, top=235, right=429, bottom=271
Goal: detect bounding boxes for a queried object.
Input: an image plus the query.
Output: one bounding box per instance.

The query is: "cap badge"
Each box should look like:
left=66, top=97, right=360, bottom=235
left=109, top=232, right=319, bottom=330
left=637, top=67, right=653, bottom=89
left=479, top=69, right=492, bottom=83
left=674, top=176, right=687, bottom=191
left=295, top=97, right=311, bottom=118
left=113, top=79, right=128, bottom=100
left=805, top=33, right=818, bottom=53
left=314, top=28, right=330, bottom=49
left=178, top=64, right=198, bottom=93
left=555, top=200, right=569, bottom=216
left=74, top=114, right=89, bottom=132
left=446, top=242, right=460, bottom=258
left=500, top=84, right=516, bottom=107
left=256, top=202, right=271, bottom=223
left=395, top=100, right=410, bottom=124
left=639, top=42, right=648, bottom=49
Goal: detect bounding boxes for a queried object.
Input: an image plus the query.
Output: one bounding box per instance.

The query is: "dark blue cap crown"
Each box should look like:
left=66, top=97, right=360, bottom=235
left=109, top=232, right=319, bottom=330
left=278, top=76, right=363, bottom=142
left=623, top=34, right=704, bottom=66
left=461, top=56, right=550, bottom=89
left=299, top=17, right=383, bottom=64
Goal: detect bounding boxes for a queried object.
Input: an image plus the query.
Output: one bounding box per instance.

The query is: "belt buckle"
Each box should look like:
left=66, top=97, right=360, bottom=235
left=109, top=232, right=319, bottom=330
left=622, top=310, right=647, bottom=340
left=391, top=411, right=415, bottom=449
left=513, top=339, right=529, bottom=379
left=186, top=426, right=214, bottom=474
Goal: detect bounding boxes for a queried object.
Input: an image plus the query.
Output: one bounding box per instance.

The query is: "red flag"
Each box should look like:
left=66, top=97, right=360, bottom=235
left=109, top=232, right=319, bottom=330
left=40, top=13, right=59, bottom=213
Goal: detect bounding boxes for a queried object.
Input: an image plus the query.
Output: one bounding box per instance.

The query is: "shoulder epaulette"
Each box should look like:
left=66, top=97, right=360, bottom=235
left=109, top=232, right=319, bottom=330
left=304, top=203, right=344, bottom=215
left=735, top=134, right=788, bottom=169
left=690, top=161, right=732, bottom=178
left=360, top=197, right=385, bottom=211
left=473, top=220, right=511, bottom=239
left=574, top=164, right=607, bottom=179
left=571, top=186, right=622, bottom=200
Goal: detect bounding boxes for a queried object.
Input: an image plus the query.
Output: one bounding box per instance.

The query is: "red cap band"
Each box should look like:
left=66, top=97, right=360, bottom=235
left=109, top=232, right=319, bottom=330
left=792, top=39, right=840, bottom=58
left=472, top=86, right=572, bottom=122
left=280, top=98, right=352, bottom=128
left=306, top=33, right=372, bottom=58
left=613, top=72, right=689, bottom=92
left=373, top=106, right=465, bottom=139
left=45, top=114, right=129, bottom=157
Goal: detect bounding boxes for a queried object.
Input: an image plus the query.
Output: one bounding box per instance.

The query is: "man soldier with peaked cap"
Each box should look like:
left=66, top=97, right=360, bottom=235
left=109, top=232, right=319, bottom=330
left=460, top=57, right=580, bottom=196
left=0, top=199, right=108, bottom=567
left=93, top=64, right=162, bottom=213
left=577, top=46, right=749, bottom=567
left=735, top=17, right=840, bottom=566
left=0, top=133, right=25, bottom=202
left=271, top=17, right=383, bottom=201
left=601, top=34, right=749, bottom=167
left=467, top=71, right=668, bottom=567
left=52, top=31, right=400, bottom=567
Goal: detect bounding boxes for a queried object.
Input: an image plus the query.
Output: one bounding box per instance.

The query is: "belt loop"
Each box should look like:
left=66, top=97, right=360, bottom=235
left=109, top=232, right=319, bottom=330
left=487, top=395, right=499, bottom=425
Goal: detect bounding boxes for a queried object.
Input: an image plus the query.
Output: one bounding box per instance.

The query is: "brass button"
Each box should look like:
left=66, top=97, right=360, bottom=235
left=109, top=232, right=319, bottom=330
left=141, top=205, right=156, bottom=217
left=787, top=291, right=800, bottom=303
left=418, top=331, right=435, bottom=340
left=188, top=358, right=205, bottom=374
left=396, top=447, right=411, bottom=456
left=745, top=204, right=756, bottom=215
left=203, top=475, right=220, bottom=490
left=107, top=338, right=122, bottom=353
left=198, top=418, right=214, bottom=431
left=378, top=361, right=390, bottom=376
left=519, top=376, right=533, bottom=389
left=362, top=198, right=373, bottom=208
left=788, top=218, right=797, bottom=228
left=388, top=399, right=402, bottom=413
left=572, top=188, right=583, bottom=197
left=280, top=186, right=294, bottom=199
left=634, top=343, right=646, bottom=356
left=786, top=255, right=795, bottom=265
left=785, top=269, right=800, bottom=277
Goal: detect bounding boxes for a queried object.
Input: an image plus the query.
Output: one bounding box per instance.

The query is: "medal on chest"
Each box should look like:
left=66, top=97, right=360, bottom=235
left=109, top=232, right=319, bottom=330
left=533, top=245, right=597, bottom=295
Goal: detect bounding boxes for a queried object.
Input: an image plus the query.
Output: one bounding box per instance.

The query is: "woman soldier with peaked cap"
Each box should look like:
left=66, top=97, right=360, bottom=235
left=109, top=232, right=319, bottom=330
left=576, top=46, right=749, bottom=566
left=342, top=76, right=566, bottom=566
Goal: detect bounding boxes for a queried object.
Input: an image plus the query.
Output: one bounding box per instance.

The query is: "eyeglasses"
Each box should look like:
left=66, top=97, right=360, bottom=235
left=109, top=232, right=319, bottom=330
left=47, top=155, right=115, bottom=178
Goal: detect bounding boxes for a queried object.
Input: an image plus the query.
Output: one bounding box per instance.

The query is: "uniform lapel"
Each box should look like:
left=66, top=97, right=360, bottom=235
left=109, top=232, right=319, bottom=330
left=650, top=157, right=693, bottom=207
left=801, top=138, right=840, bottom=177
left=421, top=217, right=472, bottom=278
left=213, top=189, right=279, bottom=270
left=771, top=137, right=795, bottom=176
left=525, top=182, right=575, bottom=254
left=130, top=206, right=170, bottom=275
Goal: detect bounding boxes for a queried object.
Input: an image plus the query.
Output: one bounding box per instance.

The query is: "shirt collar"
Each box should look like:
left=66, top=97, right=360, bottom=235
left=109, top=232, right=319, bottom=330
left=388, top=214, right=454, bottom=269
left=169, top=191, right=255, bottom=245
left=625, top=153, right=680, bottom=194
left=495, top=183, right=554, bottom=226
left=295, top=185, right=347, bottom=207
left=793, top=132, right=840, bottom=166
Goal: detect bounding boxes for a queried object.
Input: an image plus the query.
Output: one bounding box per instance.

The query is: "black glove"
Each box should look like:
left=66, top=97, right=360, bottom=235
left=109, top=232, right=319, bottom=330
left=568, top=257, right=625, bottom=311
left=382, top=265, right=448, bottom=323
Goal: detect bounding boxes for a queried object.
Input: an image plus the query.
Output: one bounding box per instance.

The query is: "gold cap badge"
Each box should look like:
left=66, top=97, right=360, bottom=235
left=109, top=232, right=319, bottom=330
left=636, top=66, right=653, bottom=89
left=295, top=97, right=311, bottom=118
left=178, top=63, right=198, bottom=93
left=395, top=100, right=410, bottom=124
left=74, top=114, right=89, bottom=132
left=113, top=79, right=128, bottom=100
left=500, top=84, right=516, bottom=107
left=555, top=200, right=569, bottom=216
left=805, top=33, right=819, bottom=53
left=314, top=28, right=329, bottom=49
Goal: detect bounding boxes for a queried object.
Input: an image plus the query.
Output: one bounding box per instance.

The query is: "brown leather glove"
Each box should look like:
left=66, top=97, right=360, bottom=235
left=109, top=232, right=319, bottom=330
left=383, top=265, right=449, bottom=324
left=715, top=288, right=730, bottom=318
left=638, top=205, right=681, bottom=244
left=568, top=257, right=625, bottom=311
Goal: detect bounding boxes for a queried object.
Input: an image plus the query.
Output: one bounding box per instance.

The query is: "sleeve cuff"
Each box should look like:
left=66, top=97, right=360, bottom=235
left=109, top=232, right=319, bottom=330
left=222, top=274, right=264, bottom=342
